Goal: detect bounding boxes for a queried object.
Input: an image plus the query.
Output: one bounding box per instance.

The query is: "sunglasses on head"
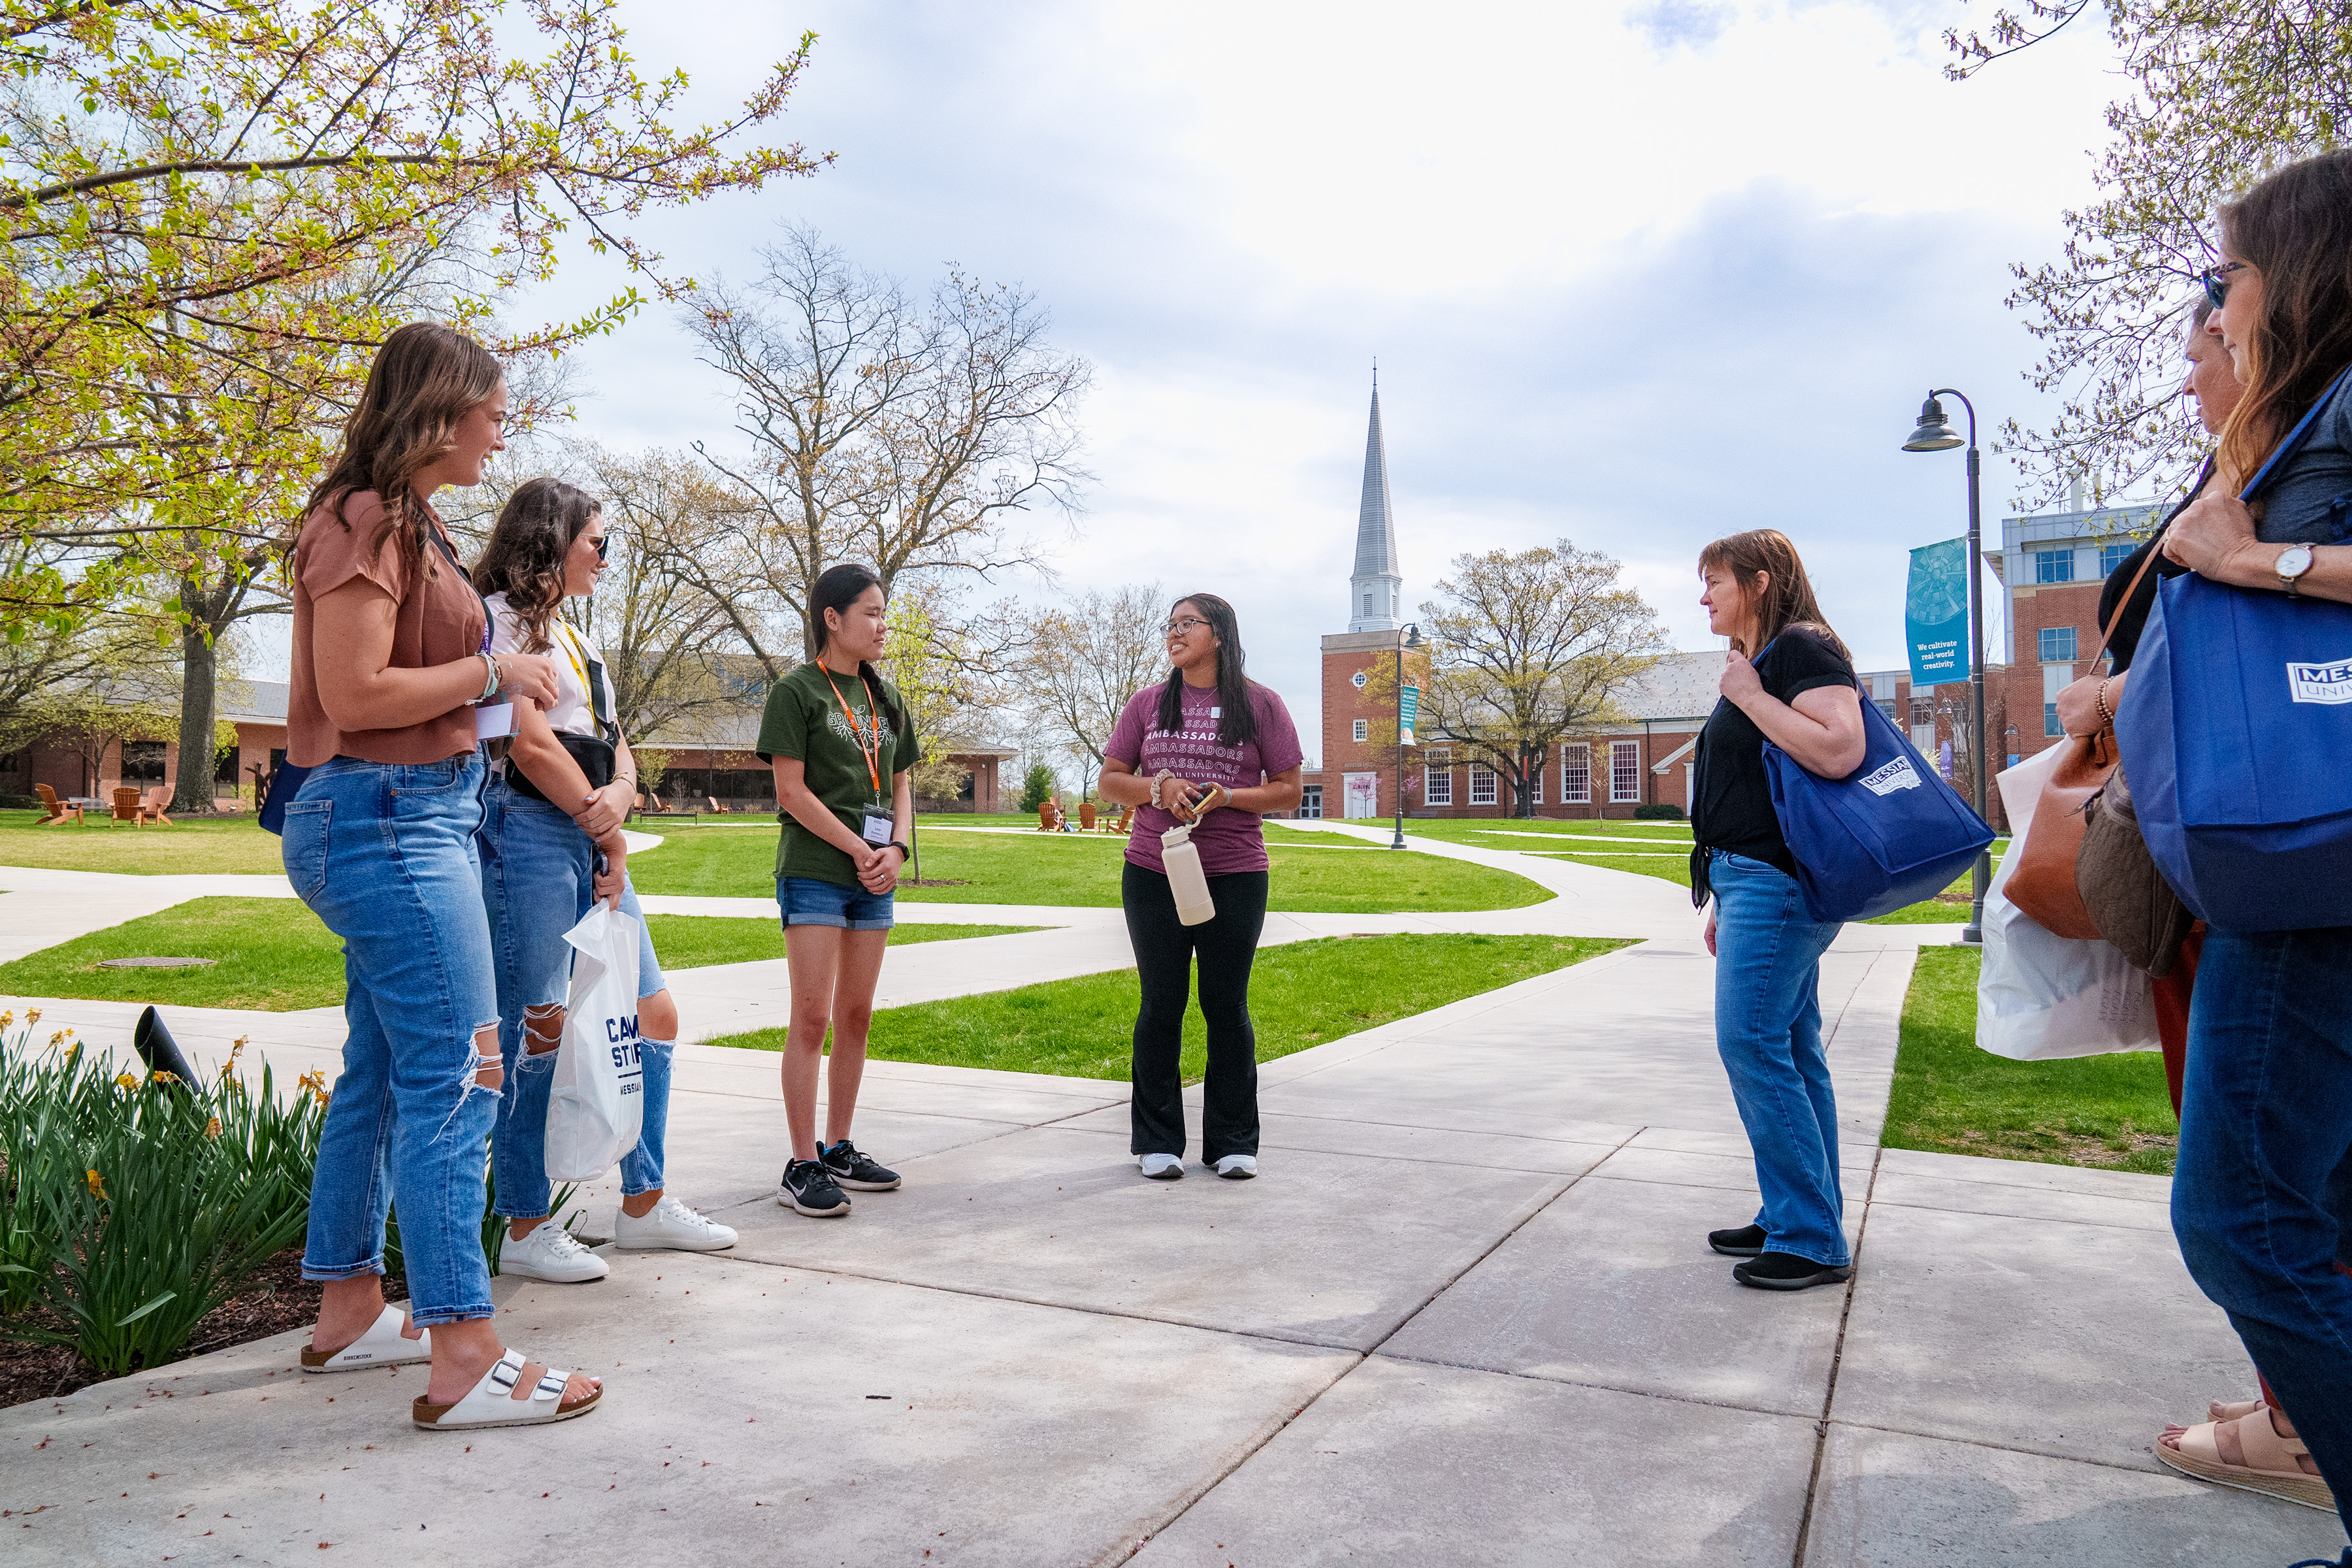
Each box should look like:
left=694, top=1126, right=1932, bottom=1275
left=2201, top=261, right=2247, bottom=309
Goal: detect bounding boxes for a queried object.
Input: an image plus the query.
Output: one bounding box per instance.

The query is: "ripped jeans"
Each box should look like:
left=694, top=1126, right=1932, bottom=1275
left=478, top=776, right=672, bottom=1220
left=287, top=753, right=500, bottom=1327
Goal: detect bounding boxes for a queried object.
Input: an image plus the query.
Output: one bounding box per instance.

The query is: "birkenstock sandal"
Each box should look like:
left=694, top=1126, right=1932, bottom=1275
left=2156, top=1407, right=2338, bottom=1512
left=411, top=1350, right=600, bottom=1431
left=301, top=1305, right=431, bottom=1373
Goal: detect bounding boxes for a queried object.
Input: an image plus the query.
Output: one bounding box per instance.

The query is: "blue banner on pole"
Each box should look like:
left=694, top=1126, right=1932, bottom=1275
left=1906, top=538, right=1972, bottom=690
left=1399, top=685, right=1419, bottom=748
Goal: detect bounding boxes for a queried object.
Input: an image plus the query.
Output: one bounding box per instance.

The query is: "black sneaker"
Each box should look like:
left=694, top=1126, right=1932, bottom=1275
left=821, top=1139, right=901, bottom=1192
left=1709, top=1224, right=1768, bottom=1258
left=779, top=1158, right=851, bottom=1217
left=1733, top=1252, right=1852, bottom=1292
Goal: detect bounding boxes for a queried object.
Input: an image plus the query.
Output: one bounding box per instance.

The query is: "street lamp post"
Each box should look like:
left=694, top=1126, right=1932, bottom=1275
left=1392, top=623, right=1423, bottom=851
left=1901, top=389, right=1993, bottom=945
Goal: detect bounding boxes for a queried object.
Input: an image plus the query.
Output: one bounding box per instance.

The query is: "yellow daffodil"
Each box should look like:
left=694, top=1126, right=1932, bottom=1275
left=204, top=1116, right=221, bottom=1139
left=85, top=1169, right=106, bottom=1201
left=115, top=1072, right=138, bottom=1091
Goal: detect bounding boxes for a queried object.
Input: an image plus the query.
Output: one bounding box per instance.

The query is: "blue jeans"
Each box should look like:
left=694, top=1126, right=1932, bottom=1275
left=479, top=776, right=672, bottom=1220
left=1709, top=849, right=1849, bottom=1267
left=2173, top=924, right=2352, bottom=1531
left=778, top=874, right=894, bottom=930
left=287, top=753, right=500, bottom=1326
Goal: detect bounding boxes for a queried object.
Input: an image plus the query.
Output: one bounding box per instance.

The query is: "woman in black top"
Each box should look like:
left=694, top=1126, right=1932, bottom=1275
left=1688, top=529, right=1868, bottom=1294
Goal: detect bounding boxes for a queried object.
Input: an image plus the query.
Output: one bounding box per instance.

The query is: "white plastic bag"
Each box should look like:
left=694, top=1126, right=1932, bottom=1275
left=543, top=902, right=645, bottom=1181
left=1975, top=744, right=2159, bottom=1060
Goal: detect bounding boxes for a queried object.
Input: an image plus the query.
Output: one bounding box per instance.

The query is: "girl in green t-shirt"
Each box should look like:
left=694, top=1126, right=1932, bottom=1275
left=755, top=563, right=919, bottom=1218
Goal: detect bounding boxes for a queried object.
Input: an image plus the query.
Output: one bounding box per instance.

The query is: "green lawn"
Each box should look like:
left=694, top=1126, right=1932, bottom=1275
left=707, top=933, right=1629, bottom=1081
left=0, top=898, right=1030, bottom=1011
left=1882, top=945, right=2176, bottom=1174
left=627, top=823, right=1550, bottom=913
left=0, top=809, right=284, bottom=874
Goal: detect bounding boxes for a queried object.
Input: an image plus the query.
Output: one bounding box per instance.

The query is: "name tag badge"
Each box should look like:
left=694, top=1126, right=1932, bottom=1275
left=474, top=702, right=517, bottom=740
left=861, top=813, right=894, bottom=846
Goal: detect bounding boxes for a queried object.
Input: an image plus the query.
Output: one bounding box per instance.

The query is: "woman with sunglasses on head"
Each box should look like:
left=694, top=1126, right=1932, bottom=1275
left=472, top=479, right=737, bottom=1285
left=2123, top=152, right=2352, bottom=1531
left=756, top=563, right=921, bottom=1218
left=287, top=322, right=603, bottom=1431
left=1690, top=530, right=1868, bottom=1293
left=1098, top=596, right=1303, bottom=1180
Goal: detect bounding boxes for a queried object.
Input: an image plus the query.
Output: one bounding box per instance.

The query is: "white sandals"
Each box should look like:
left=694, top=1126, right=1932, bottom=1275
left=410, top=1349, right=600, bottom=1431
left=300, top=1304, right=431, bottom=1373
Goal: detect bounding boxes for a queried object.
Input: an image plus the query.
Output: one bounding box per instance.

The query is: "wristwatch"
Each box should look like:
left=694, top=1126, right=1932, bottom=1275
left=886, top=840, right=911, bottom=861
left=2278, top=543, right=2317, bottom=596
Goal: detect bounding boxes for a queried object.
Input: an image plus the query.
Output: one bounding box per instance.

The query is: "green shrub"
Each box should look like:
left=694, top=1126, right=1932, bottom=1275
left=0, top=1025, right=324, bottom=1377
left=1019, top=763, right=1056, bottom=813
left=1633, top=803, right=1686, bottom=821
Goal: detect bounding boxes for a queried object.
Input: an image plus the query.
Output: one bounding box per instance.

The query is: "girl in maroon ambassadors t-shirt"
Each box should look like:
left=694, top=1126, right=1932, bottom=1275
left=1098, top=594, right=1304, bottom=1183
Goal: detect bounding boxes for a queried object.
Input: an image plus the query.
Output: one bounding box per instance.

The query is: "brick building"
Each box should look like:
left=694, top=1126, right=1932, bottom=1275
left=1987, top=494, right=2167, bottom=766
left=1292, top=382, right=2018, bottom=825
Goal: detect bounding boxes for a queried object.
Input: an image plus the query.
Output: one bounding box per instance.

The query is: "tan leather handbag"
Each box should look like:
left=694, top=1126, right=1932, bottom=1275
left=2002, top=546, right=2166, bottom=939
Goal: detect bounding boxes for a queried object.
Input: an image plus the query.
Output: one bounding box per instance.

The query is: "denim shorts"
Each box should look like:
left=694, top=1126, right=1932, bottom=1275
left=778, top=875, right=894, bottom=930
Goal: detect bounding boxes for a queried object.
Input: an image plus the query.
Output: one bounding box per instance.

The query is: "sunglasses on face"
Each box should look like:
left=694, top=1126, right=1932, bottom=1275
left=2202, top=261, right=2247, bottom=308
left=1162, top=617, right=1209, bottom=637
left=583, top=534, right=608, bottom=562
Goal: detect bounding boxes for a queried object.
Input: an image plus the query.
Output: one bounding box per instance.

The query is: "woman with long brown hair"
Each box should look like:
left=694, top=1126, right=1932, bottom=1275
left=1690, top=530, right=1868, bottom=1291
left=2131, top=151, right=2352, bottom=1526
left=473, top=478, right=736, bottom=1281
left=286, top=322, right=602, bottom=1431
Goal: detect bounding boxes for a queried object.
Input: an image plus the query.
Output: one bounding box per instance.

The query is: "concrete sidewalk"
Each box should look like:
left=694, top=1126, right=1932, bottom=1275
left=5, top=919, right=2332, bottom=1565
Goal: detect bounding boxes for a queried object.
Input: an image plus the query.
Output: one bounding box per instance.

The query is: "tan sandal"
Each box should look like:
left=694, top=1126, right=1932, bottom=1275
left=2210, top=1397, right=2267, bottom=1423
left=2156, top=1407, right=2338, bottom=1512
left=411, top=1350, right=601, bottom=1431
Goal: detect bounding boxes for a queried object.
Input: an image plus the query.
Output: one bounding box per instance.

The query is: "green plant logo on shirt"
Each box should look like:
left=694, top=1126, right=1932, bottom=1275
left=824, top=708, right=895, bottom=750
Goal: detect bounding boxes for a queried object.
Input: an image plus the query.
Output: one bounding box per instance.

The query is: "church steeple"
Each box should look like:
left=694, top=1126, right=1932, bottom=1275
left=1348, top=373, right=1402, bottom=632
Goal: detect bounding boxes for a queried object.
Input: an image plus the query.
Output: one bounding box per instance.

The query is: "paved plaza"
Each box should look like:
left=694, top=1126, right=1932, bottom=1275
left=0, top=831, right=2340, bottom=1565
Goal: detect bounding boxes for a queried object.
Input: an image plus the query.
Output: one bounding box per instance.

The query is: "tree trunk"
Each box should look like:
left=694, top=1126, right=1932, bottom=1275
left=172, top=610, right=220, bottom=816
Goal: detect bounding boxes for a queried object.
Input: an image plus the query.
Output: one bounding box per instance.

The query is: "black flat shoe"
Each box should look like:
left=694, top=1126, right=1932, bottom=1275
left=1708, top=1224, right=1767, bottom=1258
left=1733, top=1252, right=1852, bottom=1292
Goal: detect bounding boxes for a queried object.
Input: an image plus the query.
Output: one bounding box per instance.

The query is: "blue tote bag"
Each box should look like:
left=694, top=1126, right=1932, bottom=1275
left=1761, top=671, right=1994, bottom=923
left=2114, top=366, right=2352, bottom=930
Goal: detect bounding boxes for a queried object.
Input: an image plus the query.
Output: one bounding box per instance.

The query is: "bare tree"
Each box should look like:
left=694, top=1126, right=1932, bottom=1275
left=1407, top=542, right=1667, bottom=817
left=1017, top=583, right=1168, bottom=797
left=682, top=226, right=1090, bottom=672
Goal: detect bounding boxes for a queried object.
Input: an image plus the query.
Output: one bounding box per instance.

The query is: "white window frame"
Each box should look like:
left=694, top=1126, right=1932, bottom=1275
left=1560, top=742, right=1591, bottom=804
left=1609, top=741, right=1641, bottom=804
left=1352, top=719, right=1368, bottom=743
left=1527, top=759, right=1543, bottom=806
left=1424, top=766, right=1452, bottom=806
left=1469, top=763, right=1497, bottom=806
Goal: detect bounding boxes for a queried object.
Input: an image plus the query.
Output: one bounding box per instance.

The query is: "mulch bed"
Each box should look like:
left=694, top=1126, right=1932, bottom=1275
left=0, top=1250, right=388, bottom=1409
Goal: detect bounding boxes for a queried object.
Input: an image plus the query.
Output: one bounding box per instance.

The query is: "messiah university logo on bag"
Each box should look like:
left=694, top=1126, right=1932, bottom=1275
left=1859, top=755, right=1923, bottom=796
left=2287, top=656, right=2352, bottom=705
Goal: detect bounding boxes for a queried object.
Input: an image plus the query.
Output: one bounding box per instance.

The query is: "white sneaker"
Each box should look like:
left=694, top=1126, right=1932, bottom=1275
left=1138, top=1152, right=1184, bottom=1181
left=1214, top=1154, right=1258, bottom=1180
left=612, top=1194, right=738, bottom=1252
left=498, top=1219, right=610, bottom=1282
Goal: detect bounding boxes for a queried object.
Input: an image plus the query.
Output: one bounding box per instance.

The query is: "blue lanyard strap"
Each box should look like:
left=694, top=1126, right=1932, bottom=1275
left=2241, top=363, right=2352, bottom=502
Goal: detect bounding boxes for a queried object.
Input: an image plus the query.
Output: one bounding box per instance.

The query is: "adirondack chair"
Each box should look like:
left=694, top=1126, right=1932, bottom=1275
left=706, top=795, right=732, bottom=815
left=33, top=783, right=81, bottom=826
left=1112, top=805, right=1134, bottom=834
left=1036, top=801, right=1055, bottom=831
left=140, top=787, right=174, bottom=826
left=1079, top=801, right=1097, bottom=831
left=110, top=786, right=144, bottom=825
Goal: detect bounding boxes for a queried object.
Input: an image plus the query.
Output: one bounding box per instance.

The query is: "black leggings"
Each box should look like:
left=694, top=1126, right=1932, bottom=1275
left=1122, top=862, right=1269, bottom=1164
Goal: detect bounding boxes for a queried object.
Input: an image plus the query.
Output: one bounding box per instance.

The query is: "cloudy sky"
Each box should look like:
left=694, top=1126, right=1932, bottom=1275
left=351, top=0, right=2146, bottom=757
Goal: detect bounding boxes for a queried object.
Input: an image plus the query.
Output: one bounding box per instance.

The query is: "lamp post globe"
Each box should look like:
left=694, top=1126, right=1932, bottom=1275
left=1898, top=387, right=1993, bottom=943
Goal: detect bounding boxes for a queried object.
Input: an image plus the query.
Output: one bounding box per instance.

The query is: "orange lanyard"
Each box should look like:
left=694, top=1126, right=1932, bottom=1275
left=823, top=666, right=885, bottom=801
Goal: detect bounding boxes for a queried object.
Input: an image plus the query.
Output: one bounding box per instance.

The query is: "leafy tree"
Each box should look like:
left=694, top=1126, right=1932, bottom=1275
left=1403, top=541, right=1666, bottom=819
left=1019, top=762, right=1056, bottom=813
left=1944, top=0, right=2345, bottom=504
left=1, top=1, right=831, bottom=808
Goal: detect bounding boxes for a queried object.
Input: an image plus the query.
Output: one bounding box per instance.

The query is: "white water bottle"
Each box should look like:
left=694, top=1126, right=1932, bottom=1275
left=1161, top=823, right=1216, bottom=926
